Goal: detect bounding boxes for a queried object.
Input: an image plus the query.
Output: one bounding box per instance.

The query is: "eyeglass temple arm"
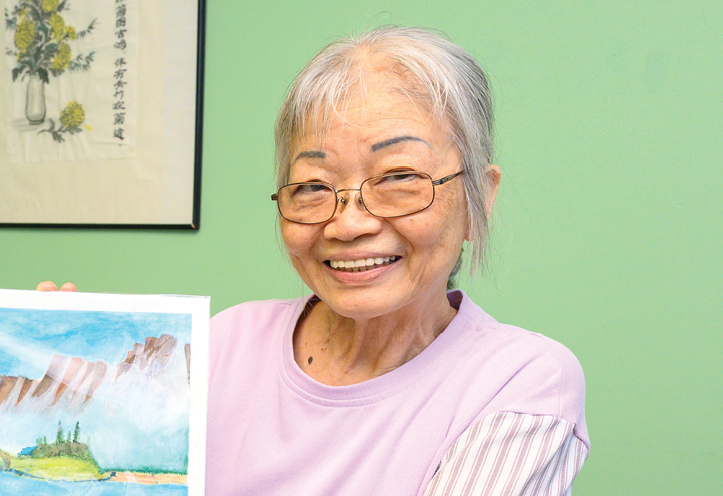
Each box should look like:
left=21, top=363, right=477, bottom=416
left=431, top=170, right=464, bottom=186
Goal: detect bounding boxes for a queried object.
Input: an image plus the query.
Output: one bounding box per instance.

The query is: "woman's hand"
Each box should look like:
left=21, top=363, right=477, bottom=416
left=36, top=281, right=77, bottom=292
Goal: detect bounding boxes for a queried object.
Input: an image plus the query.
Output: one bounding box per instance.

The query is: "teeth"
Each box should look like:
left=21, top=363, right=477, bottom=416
left=329, top=256, right=399, bottom=272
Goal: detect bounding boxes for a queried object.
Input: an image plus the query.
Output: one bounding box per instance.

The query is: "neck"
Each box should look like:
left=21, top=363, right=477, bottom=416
left=293, top=290, right=457, bottom=386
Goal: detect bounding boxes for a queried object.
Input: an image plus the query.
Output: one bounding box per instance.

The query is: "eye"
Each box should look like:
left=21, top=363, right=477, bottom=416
left=293, top=183, right=331, bottom=195
left=379, top=172, right=419, bottom=183
left=390, top=173, right=415, bottom=181
left=299, top=183, right=327, bottom=192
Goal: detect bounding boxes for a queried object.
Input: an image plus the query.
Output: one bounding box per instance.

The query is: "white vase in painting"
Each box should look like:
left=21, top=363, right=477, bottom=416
left=25, top=73, right=46, bottom=125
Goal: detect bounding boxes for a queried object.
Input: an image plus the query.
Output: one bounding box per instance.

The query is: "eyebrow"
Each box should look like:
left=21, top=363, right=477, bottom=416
left=371, top=136, right=429, bottom=152
left=291, top=150, right=326, bottom=164
left=291, top=136, right=428, bottom=163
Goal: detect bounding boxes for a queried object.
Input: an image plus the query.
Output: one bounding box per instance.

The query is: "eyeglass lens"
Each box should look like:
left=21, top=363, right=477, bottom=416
left=277, top=172, right=435, bottom=224
left=360, top=173, right=433, bottom=218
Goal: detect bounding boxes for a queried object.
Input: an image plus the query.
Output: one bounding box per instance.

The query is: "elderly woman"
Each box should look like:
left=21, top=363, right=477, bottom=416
left=41, top=26, right=589, bottom=496
left=206, top=26, right=589, bottom=495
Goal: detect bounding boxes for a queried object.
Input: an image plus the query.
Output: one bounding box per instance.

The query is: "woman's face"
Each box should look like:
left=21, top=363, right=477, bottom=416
left=281, top=73, right=469, bottom=321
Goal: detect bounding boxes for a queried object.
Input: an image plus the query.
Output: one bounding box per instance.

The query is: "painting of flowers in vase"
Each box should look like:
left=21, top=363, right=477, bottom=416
left=3, top=0, right=137, bottom=162
left=6, top=0, right=95, bottom=134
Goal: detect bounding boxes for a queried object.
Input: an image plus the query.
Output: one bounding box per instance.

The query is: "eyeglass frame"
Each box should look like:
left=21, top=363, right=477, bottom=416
left=271, top=170, right=464, bottom=225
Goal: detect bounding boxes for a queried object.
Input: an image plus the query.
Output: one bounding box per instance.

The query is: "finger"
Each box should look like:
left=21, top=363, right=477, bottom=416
left=59, top=282, right=77, bottom=292
left=36, top=281, right=59, bottom=291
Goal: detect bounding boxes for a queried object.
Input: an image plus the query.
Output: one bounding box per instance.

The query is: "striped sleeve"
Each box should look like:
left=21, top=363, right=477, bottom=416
left=423, top=412, right=589, bottom=496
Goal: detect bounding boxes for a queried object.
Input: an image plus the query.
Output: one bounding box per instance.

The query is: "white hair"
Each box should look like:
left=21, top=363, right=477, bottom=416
left=275, top=26, right=495, bottom=277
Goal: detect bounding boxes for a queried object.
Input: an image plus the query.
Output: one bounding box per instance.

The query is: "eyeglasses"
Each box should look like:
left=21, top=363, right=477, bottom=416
left=271, top=171, right=463, bottom=224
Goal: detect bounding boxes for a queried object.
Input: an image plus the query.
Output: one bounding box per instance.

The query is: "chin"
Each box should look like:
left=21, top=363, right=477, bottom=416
left=319, top=285, right=411, bottom=321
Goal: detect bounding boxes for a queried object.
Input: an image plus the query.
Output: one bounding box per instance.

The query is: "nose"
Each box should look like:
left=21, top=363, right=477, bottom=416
left=324, top=190, right=383, bottom=241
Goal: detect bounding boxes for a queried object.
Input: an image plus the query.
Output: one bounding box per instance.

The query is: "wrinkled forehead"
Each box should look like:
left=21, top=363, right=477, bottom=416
left=290, top=59, right=447, bottom=150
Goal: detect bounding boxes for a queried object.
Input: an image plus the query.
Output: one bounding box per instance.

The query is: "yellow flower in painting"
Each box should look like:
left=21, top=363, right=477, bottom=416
left=14, top=19, right=35, bottom=54
left=60, top=101, right=85, bottom=129
left=50, top=14, right=66, bottom=41
left=42, top=0, right=59, bottom=13
left=52, top=43, right=71, bottom=70
left=67, top=26, right=77, bottom=40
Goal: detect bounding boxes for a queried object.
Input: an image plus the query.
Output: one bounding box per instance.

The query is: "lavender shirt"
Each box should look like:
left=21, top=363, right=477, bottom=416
left=206, top=290, right=588, bottom=495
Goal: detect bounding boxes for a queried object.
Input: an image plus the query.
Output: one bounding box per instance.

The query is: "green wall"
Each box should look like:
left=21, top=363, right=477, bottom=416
left=2, top=1, right=722, bottom=493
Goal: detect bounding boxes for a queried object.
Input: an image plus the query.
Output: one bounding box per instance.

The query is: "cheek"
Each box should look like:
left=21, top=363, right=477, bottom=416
left=441, top=185, right=470, bottom=243
left=397, top=210, right=464, bottom=256
left=404, top=193, right=467, bottom=260
left=280, top=223, right=320, bottom=286
left=281, top=220, right=328, bottom=261
left=280, top=222, right=309, bottom=258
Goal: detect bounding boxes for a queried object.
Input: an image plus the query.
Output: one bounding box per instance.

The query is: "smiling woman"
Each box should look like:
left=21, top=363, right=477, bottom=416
left=201, top=26, right=589, bottom=496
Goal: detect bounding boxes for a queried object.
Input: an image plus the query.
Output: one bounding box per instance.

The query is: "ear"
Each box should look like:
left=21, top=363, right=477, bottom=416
left=465, top=164, right=501, bottom=242
left=484, top=164, right=501, bottom=214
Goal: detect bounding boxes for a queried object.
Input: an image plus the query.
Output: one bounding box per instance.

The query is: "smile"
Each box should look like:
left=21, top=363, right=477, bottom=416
left=327, top=256, right=400, bottom=272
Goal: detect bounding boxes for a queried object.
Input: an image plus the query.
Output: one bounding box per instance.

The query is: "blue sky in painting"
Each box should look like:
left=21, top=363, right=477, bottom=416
left=0, top=308, right=191, bottom=379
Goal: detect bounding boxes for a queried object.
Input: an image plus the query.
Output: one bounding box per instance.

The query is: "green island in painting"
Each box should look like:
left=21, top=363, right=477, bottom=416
left=0, top=421, right=187, bottom=485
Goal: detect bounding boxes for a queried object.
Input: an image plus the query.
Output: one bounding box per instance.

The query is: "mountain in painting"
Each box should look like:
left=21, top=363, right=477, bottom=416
left=0, top=335, right=190, bottom=414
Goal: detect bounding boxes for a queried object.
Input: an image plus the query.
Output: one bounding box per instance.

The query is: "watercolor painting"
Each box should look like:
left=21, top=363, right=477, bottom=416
left=0, top=290, right=208, bottom=495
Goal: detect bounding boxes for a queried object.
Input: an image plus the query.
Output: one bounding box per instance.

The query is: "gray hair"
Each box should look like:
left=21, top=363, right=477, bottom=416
left=275, top=26, right=495, bottom=277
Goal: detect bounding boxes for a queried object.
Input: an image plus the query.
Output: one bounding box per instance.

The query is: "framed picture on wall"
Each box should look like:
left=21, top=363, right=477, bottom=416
left=0, top=0, right=206, bottom=229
